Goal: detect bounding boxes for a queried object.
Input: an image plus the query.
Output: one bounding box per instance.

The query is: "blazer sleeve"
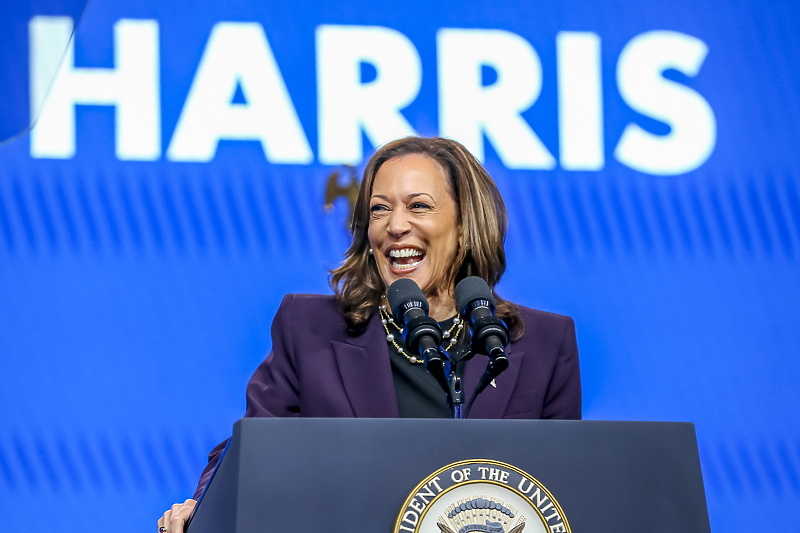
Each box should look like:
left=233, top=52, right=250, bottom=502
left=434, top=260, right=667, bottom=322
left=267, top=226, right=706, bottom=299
left=244, top=294, right=302, bottom=418
left=192, top=294, right=301, bottom=498
left=541, top=316, right=582, bottom=420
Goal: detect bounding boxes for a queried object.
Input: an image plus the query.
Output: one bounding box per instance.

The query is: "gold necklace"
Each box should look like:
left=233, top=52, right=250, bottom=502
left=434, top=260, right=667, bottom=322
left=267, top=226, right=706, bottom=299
left=379, top=305, right=463, bottom=364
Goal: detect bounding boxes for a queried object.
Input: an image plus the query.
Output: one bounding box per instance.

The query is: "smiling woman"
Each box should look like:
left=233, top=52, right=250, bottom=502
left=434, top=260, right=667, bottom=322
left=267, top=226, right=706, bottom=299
left=332, top=136, right=523, bottom=335
left=158, top=136, right=582, bottom=532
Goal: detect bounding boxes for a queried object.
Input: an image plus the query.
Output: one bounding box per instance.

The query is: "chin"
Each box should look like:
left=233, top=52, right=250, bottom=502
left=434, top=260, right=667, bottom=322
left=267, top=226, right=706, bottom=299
left=384, top=272, right=431, bottom=294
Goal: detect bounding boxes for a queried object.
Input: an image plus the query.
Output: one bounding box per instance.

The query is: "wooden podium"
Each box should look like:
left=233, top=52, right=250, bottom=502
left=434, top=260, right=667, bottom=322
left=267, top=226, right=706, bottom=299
left=187, top=418, right=710, bottom=533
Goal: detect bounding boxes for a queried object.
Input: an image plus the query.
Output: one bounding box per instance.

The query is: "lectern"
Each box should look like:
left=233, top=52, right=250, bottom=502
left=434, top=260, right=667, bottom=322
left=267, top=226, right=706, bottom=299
left=187, top=418, right=710, bottom=533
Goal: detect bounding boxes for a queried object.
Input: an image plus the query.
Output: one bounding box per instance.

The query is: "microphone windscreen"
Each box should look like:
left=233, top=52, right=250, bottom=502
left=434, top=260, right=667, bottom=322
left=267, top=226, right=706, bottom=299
left=455, top=276, right=496, bottom=315
left=387, top=278, right=428, bottom=320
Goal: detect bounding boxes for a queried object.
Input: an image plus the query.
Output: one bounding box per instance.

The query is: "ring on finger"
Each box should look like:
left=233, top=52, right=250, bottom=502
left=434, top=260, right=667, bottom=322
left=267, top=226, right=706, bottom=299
left=159, top=527, right=167, bottom=533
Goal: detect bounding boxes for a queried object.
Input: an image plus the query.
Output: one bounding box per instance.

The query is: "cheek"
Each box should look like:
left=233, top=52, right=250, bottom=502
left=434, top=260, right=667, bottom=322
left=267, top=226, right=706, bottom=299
left=439, top=225, right=459, bottom=251
left=367, top=225, right=384, bottom=263
left=430, top=229, right=459, bottom=264
left=367, top=222, right=379, bottom=245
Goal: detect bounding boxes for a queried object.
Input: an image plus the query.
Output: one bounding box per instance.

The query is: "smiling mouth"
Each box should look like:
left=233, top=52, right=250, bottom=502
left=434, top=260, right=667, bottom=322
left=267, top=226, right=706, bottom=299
left=388, top=248, right=424, bottom=271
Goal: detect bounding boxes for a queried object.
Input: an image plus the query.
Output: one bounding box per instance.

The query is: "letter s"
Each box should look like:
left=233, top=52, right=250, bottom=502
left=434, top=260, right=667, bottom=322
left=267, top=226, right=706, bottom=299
left=614, top=31, right=716, bottom=175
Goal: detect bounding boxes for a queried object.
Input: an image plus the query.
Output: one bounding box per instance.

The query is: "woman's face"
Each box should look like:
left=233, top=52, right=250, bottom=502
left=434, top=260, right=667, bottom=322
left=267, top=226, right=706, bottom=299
left=368, top=154, right=460, bottom=297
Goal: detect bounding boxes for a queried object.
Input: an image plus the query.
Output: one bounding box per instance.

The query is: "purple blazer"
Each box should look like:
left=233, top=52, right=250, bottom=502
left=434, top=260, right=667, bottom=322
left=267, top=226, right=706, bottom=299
left=194, top=294, right=581, bottom=497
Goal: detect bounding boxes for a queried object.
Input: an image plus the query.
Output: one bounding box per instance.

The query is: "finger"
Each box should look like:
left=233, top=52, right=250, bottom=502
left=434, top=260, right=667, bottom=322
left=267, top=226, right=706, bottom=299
left=167, top=503, right=182, bottom=533
left=177, top=499, right=197, bottom=517
left=169, top=499, right=197, bottom=532
left=169, top=514, right=187, bottom=532
left=158, top=510, right=170, bottom=532
left=158, top=498, right=196, bottom=533
left=172, top=499, right=194, bottom=519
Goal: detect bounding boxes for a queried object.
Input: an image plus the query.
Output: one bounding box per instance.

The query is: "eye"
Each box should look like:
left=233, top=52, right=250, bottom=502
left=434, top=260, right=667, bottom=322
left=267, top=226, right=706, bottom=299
left=409, top=201, right=432, bottom=210
left=370, top=203, right=389, bottom=214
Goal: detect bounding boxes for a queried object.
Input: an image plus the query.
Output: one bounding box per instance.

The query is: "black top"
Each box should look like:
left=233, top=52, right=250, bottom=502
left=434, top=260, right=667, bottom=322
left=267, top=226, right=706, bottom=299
left=388, top=315, right=462, bottom=418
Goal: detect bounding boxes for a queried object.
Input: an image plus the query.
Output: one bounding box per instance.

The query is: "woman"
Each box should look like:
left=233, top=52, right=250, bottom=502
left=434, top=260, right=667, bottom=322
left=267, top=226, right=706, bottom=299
left=158, top=136, right=581, bottom=532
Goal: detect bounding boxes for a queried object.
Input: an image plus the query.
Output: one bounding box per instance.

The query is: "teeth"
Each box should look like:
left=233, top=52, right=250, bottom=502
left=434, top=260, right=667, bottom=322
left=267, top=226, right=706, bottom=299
left=392, top=259, right=422, bottom=270
left=388, top=248, right=423, bottom=258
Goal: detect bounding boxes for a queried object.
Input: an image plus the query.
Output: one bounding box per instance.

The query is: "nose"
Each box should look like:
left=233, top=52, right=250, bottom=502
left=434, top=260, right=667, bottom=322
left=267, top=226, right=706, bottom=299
left=386, top=209, right=411, bottom=237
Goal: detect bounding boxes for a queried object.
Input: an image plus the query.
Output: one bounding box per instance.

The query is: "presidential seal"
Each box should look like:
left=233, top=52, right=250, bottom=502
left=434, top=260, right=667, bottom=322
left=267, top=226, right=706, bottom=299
left=393, top=460, right=571, bottom=533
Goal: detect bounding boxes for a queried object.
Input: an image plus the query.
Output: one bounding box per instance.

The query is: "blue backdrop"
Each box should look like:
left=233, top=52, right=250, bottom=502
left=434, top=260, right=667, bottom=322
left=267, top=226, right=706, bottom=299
left=1, top=1, right=798, bottom=531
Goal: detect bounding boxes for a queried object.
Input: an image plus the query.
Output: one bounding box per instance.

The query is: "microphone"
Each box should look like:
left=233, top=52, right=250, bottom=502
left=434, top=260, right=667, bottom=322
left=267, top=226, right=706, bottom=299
left=386, top=279, right=446, bottom=374
left=455, top=277, right=510, bottom=378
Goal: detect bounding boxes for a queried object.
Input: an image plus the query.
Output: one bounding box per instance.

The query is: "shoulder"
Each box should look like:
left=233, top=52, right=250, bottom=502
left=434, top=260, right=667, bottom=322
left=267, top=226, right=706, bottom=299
left=271, top=294, right=349, bottom=341
left=514, top=303, right=573, bottom=326
left=510, top=303, right=576, bottom=345
left=279, top=293, right=338, bottom=307
left=276, top=293, right=343, bottom=318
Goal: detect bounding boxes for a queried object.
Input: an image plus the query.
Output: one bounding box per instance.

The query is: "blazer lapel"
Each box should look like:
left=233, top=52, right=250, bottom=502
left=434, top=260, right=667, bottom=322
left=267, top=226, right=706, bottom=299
left=462, top=348, right=523, bottom=419
left=332, top=313, right=400, bottom=418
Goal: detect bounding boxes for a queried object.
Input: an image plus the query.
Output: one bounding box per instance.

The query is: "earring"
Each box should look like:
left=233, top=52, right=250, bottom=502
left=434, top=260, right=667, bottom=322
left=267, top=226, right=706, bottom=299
left=369, top=248, right=374, bottom=254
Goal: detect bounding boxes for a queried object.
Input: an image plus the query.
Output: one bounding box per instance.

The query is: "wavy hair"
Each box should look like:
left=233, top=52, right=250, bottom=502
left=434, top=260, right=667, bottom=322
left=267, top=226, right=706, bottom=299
left=329, top=136, right=522, bottom=338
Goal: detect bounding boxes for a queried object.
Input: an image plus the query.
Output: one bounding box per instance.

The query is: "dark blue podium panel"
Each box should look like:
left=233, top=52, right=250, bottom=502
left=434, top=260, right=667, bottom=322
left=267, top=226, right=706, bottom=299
left=188, top=418, right=710, bottom=533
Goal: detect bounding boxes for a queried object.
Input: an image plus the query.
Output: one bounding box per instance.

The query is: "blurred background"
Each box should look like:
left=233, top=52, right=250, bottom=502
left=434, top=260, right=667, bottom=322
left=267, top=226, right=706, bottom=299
left=1, top=0, right=798, bottom=531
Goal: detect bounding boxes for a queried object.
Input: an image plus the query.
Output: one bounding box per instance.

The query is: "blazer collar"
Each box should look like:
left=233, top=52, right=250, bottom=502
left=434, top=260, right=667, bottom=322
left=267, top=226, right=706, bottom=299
left=332, top=311, right=400, bottom=418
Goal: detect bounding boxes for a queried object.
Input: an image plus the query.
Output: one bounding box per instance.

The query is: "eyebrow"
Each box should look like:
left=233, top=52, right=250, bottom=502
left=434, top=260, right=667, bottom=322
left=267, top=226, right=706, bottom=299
left=371, top=192, right=436, bottom=202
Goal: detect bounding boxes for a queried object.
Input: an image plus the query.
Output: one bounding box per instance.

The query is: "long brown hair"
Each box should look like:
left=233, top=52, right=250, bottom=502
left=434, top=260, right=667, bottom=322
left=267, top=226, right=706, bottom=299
left=329, top=136, right=522, bottom=338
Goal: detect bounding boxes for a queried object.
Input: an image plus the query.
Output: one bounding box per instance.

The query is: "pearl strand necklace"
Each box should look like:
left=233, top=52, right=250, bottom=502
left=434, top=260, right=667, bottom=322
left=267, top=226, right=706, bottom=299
left=379, top=305, right=463, bottom=364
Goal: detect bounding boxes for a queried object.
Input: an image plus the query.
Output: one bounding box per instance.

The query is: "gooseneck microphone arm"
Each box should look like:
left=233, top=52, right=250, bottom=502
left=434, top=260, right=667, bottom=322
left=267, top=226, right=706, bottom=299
left=455, top=277, right=511, bottom=418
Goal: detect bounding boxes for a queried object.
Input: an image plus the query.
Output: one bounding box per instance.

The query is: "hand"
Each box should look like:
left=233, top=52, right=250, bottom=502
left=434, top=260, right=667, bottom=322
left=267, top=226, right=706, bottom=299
left=157, top=499, right=196, bottom=533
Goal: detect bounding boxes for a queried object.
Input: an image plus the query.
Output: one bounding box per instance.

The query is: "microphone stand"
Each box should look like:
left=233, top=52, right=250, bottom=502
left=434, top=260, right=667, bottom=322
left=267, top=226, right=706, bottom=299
left=443, top=344, right=473, bottom=419
left=434, top=343, right=508, bottom=419
left=425, top=345, right=469, bottom=419
left=443, top=332, right=508, bottom=420
left=449, top=373, right=464, bottom=419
